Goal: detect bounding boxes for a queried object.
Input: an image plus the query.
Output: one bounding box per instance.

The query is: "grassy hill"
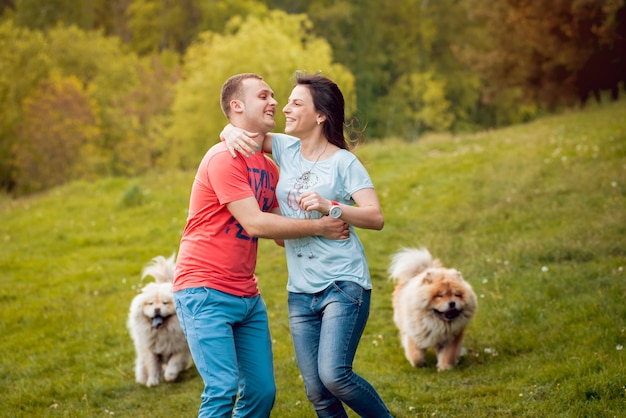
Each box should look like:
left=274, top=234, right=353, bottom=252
left=1, top=100, right=624, bottom=417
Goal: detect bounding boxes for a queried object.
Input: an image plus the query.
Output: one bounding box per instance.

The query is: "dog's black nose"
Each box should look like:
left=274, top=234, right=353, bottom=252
left=448, top=301, right=456, bottom=309
left=154, top=308, right=161, bottom=314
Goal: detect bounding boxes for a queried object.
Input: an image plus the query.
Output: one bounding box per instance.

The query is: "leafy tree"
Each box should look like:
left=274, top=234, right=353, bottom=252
left=169, top=9, right=355, bottom=168
left=381, top=71, right=454, bottom=140
left=111, top=54, right=180, bottom=175
left=126, top=0, right=197, bottom=54
left=14, top=75, right=100, bottom=195
left=0, top=20, right=51, bottom=191
left=126, top=0, right=269, bottom=55
left=461, top=0, right=626, bottom=109
left=1, top=21, right=181, bottom=194
left=264, top=0, right=389, bottom=136
left=13, top=0, right=95, bottom=30
left=0, top=0, right=14, bottom=18
left=197, top=0, right=268, bottom=34
left=93, top=0, right=132, bottom=42
left=266, top=0, right=487, bottom=136
left=44, top=24, right=147, bottom=176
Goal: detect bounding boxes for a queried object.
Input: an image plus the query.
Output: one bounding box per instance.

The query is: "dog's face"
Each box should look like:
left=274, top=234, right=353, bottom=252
left=136, top=282, right=176, bottom=328
left=421, top=269, right=476, bottom=322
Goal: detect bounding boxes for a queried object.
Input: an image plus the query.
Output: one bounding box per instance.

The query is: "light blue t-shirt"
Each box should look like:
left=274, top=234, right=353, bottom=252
left=272, top=133, right=375, bottom=294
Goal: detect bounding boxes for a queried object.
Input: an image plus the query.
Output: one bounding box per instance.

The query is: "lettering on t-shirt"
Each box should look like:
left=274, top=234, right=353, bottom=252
left=223, top=165, right=276, bottom=243
left=225, top=216, right=253, bottom=241
left=250, top=166, right=277, bottom=212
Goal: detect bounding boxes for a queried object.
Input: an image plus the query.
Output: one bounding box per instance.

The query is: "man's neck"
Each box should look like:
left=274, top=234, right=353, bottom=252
left=232, top=120, right=269, bottom=148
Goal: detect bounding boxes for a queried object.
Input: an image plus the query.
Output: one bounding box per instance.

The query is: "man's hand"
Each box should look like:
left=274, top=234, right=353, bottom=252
left=318, top=216, right=350, bottom=240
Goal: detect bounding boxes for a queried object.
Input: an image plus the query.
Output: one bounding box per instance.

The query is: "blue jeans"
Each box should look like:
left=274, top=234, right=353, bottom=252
left=288, top=281, right=393, bottom=418
left=174, top=287, right=276, bottom=418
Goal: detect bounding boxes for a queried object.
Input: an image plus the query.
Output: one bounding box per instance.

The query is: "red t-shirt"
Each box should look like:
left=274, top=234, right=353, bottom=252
left=173, top=142, right=279, bottom=296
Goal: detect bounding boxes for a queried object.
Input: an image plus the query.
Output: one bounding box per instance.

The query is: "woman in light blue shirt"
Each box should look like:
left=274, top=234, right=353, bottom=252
left=224, top=73, right=392, bottom=418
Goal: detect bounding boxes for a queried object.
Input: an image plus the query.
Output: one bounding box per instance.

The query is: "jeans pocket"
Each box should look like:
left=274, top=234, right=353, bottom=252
left=331, top=281, right=364, bottom=306
left=175, top=287, right=212, bottom=318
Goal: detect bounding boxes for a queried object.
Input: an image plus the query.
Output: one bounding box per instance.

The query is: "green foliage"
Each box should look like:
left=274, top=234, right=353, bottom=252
left=44, top=24, right=145, bottom=176
left=7, top=0, right=626, bottom=132
left=127, top=0, right=187, bottom=55
left=13, top=74, right=101, bottom=194
left=0, top=100, right=624, bottom=417
left=381, top=71, right=454, bottom=140
left=169, top=9, right=355, bottom=169
left=126, top=0, right=270, bottom=55
left=295, top=0, right=486, bottom=137
left=91, top=0, right=133, bottom=41
left=0, top=21, right=180, bottom=193
left=461, top=0, right=625, bottom=108
left=13, top=0, right=96, bottom=30
left=120, top=182, right=147, bottom=207
left=109, top=54, right=181, bottom=175
left=197, top=0, right=269, bottom=37
left=2, top=0, right=625, bottom=194
left=0, top=20, right=51, bottom=189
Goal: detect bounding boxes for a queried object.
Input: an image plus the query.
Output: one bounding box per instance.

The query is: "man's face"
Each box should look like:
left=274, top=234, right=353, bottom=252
left=239, top=78, right=277, bottom=133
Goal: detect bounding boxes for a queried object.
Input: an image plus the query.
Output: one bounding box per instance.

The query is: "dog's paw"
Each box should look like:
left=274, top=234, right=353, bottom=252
left=164, top=370, right=179, bottom=382
left=145, top=376, right=160, bottom=387
left=436, top=357, right=459, bottom=371
left=436, top=363, right=455, bottom=371
left=408, top=358, right=426, bottom=368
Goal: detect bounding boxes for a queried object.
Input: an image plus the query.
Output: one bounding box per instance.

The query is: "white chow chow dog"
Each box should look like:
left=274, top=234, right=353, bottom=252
left=127, top=254, right=192, bottom=387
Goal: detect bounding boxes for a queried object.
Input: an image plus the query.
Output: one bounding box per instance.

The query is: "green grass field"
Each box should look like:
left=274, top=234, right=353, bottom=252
left=1, top=101, right=625, bottom=417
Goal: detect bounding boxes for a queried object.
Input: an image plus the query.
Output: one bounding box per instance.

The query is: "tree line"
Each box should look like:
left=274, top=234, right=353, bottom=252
left=0, top=0, right=624, bottom=196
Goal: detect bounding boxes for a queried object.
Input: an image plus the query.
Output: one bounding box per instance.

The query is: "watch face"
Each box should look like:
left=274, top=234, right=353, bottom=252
left=329, top=205, right=342, bottom=218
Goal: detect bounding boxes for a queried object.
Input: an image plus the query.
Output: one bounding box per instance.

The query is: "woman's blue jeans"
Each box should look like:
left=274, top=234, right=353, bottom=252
left=174, top=287, right=276, bottom=418
left=288, top=281, right=393, bottom=418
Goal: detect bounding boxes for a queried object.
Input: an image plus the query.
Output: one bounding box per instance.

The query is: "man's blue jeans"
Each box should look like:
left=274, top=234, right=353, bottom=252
left=174, top=287, right=276, bottom=418
left=288, top=281, right=393, bottom=418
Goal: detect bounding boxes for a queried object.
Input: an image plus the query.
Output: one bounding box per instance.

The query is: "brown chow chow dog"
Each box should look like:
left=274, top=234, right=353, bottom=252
left=388, top=247, right=477, bottom=371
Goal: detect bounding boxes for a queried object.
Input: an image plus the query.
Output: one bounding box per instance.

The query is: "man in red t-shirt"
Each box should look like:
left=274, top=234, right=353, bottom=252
left=173, top=73, right=349, bottom=418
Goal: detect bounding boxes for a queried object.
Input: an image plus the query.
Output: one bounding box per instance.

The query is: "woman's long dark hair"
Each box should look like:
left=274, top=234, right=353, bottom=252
left=294, top=72, right=361, bottom=151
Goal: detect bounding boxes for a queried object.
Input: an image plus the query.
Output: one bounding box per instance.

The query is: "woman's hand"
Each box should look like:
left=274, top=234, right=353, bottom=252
left=298, top=191, right=332, bottom=215
left=299, top=189, right=384, bottom=231
left=220, top=123, right=260, bottom=158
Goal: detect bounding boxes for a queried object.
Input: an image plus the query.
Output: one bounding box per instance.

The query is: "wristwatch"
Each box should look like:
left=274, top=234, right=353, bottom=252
left=328, top=201, right=342, bottom=219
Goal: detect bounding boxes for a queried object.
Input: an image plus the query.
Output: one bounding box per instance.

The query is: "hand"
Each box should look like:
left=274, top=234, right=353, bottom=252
left=298, top=191, right=331, bottom=215
left=220, top=123, right=260, bottom=158
left=318, top=216, right=350, bottom=240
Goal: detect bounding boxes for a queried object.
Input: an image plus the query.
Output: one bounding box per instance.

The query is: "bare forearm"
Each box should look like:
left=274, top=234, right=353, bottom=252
left=339, top=205, right=384, bottom=231
left=227, top=196, right=349, bottom=240
left=244, top=213, right=324, bottom=239
left=298, top=188, right=383, bottom=232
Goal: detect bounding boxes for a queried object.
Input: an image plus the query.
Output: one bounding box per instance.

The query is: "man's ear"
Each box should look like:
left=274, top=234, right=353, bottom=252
left=231, top=100, right=245, bottom=114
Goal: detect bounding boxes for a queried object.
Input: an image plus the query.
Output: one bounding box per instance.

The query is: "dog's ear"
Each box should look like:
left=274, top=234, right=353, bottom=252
left=421, top=271, right=434, bottom=285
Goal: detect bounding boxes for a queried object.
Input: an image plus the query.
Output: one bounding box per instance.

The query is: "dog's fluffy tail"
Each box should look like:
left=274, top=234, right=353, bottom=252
left=141, top=253, right=176, bottom=283
left=388, top=247, right=439, bottom=283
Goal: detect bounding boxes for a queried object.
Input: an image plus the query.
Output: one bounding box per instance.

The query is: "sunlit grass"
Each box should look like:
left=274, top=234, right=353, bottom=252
left=1, top=100, right=625, bottom=417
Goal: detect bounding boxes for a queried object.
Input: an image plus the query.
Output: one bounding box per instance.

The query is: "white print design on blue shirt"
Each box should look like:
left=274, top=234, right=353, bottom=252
left=272, top=133, right=376, bottom=294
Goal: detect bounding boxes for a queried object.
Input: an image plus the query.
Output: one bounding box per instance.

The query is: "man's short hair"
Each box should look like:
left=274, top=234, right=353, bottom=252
left=220, top=73, right=263, bottom=118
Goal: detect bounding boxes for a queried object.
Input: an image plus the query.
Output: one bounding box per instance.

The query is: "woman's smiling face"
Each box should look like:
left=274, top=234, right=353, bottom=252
left=283, top=85, right=321, bottom=136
